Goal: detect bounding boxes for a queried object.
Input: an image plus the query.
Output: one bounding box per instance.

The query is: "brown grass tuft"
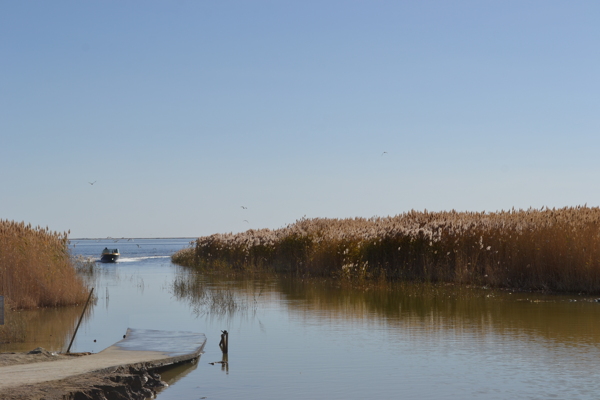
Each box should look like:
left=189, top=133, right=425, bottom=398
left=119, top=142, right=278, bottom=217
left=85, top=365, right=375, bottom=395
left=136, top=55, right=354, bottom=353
left=0, top=220, right=89, bottom=310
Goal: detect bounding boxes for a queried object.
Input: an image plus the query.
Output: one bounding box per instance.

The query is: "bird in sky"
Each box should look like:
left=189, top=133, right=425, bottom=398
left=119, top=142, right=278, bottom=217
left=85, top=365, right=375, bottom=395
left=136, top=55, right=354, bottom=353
left=381, top=152, right=388, bottom=156
left=243, top=220, right=249, bottom=223
left=89, top=181, right=97, bottom=185
left=241, top=206, right=247, bottom=209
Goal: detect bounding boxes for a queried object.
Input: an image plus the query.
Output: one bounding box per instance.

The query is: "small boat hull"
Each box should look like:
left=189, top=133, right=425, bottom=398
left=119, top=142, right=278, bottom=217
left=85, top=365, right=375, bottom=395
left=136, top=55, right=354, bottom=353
left=100, top=248, right=120, bottom=263
left=101, top=253, right=119, bottom=263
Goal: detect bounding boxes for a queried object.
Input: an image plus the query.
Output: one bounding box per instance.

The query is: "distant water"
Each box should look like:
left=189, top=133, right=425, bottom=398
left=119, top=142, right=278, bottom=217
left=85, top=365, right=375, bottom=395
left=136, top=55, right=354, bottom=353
left=70, top=237, right=193, bottom=262
left=5, top=238, right=600, bottom=399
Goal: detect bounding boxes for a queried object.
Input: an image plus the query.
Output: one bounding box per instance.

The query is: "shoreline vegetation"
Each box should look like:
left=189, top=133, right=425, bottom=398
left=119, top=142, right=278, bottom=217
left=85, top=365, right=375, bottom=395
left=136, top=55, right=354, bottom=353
left=172, top=206, right=600, bottom=294
left=0, top=220, right=88, bottom=310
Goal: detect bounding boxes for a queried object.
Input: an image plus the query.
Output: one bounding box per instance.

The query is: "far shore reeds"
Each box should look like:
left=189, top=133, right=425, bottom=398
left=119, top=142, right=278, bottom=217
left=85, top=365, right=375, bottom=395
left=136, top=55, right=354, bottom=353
left=173, top=206, right=600, bottom=294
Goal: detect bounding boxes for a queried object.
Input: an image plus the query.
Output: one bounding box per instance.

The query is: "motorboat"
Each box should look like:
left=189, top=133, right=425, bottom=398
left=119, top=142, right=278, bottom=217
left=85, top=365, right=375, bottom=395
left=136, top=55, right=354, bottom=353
left=101, top=247, right=120, bottom=263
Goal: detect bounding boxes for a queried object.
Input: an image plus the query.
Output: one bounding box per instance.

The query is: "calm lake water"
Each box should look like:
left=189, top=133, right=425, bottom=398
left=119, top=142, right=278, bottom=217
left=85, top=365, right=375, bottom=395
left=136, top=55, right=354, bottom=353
left=4, top=238, right=600, bottom=399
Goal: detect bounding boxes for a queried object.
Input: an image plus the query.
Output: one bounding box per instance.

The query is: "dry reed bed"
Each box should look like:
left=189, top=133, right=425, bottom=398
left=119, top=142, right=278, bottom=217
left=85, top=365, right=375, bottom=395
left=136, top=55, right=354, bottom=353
left=0, top=220, right=88, bottom=309
left=173, top=206, right=600, bottom=293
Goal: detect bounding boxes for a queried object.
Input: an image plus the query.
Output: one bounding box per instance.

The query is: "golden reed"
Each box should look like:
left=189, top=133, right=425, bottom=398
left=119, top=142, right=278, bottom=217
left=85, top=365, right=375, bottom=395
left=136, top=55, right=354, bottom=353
left=173, top=206, right=600, bottom=293
left=0, top=220, right=88, bottom=309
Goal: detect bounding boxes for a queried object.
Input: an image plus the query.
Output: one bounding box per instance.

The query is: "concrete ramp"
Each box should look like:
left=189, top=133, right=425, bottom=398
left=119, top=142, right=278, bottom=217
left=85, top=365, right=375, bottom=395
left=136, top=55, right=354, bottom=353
left=0, top=328, right=206, bottom=390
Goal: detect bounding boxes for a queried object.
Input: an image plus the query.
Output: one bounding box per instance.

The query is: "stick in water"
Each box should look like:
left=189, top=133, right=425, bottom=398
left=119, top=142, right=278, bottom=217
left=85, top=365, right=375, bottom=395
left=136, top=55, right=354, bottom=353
left=66, top=288, right=94, bottom=353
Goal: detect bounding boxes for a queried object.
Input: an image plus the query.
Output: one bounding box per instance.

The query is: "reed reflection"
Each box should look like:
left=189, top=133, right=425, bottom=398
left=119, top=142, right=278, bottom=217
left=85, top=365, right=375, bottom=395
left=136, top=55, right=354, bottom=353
left=171, top=269, right=260, bottom=320
left=176, top=266, right=600, bottom=350
left=0, top=300, right=96, bottom=352
left=275, top=279, right=600, bottom=348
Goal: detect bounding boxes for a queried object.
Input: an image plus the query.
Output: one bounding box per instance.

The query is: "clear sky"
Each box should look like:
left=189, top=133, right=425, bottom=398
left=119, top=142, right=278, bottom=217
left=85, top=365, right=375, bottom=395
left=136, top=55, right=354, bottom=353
left=2, top=1, right=599, bottom=238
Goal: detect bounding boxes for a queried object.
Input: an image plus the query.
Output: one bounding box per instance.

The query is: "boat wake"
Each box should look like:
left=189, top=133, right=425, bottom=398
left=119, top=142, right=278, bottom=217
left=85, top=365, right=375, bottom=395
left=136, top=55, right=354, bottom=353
left=117, top=256, right=171, bottom=262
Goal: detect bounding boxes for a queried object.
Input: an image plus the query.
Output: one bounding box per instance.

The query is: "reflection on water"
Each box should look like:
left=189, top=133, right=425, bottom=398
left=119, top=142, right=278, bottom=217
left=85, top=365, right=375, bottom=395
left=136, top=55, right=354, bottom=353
left=173, top=267, right=600, bottom=350
left=156, top=359, right=199, bottom=388
left=4, top=238, right=600, bottom=399
left=172, top=268, right=259, bottom=319
left=172, top=270, right=600, bottom=400
left=219, top=353, right=229, bottom=374
left=275, top=279, right=600, bottom=347
left=0, top=303, right=93, bottom=353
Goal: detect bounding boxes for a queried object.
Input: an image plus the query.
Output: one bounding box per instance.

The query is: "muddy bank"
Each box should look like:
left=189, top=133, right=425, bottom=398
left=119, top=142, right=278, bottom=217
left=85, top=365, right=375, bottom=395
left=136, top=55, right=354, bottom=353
left=0, top=349, right=175, bottom=400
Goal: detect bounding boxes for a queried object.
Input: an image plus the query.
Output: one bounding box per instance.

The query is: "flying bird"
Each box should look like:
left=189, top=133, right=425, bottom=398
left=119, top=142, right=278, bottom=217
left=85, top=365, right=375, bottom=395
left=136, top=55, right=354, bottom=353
left=241, top=206, right=247, bottom=209
left=89, top=181, right=97, bottom=185
left=243, top=220, right=249, bottom=223
left=381, top=152, right=388, bottom=156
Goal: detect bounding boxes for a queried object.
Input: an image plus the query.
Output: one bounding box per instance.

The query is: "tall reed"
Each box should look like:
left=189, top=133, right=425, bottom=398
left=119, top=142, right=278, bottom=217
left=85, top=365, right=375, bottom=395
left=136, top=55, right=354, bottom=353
left=173, top=206, right=600, bottom=293
left=0, top=220, right=89, bottom=309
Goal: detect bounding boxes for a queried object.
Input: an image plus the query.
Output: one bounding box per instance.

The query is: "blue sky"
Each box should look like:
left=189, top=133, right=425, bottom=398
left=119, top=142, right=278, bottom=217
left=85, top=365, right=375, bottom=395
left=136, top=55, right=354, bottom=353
left=2, top=1, right=599, bottom=238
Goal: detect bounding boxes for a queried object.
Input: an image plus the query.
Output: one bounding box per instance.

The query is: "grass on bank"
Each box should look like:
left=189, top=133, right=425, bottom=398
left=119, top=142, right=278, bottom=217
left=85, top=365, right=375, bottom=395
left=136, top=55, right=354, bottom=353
left=0, top=220, right=89, bottom=310
left=172, top=206, right=600, bottom=294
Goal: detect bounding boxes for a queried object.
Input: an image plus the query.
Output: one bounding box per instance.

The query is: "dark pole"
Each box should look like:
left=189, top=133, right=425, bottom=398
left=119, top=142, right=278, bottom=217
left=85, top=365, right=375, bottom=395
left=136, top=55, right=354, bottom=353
left=219, top=330, right=228, bottom=354
left=66, top=287, right=94, bottom=354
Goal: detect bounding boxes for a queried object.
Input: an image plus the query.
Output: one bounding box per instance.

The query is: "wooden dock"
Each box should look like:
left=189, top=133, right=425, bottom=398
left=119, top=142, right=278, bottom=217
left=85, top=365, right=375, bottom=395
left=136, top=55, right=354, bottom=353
left=0, top=328, right=206, bottom=391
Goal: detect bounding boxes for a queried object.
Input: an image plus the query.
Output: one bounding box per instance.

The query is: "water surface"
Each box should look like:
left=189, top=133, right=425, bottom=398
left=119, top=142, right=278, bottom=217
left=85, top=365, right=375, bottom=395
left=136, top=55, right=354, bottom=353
left=4, top=238, right=600, bottom=399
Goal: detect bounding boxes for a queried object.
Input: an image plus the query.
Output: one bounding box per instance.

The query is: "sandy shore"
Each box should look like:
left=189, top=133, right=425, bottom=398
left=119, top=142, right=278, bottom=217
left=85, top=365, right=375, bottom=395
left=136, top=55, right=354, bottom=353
left=0, top=348, right=168, bottom=400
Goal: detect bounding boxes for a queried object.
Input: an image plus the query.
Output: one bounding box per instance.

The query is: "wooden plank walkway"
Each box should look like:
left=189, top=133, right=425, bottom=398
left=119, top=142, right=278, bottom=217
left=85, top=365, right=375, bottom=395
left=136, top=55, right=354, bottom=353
left=0, top=328, right=206, bottom=390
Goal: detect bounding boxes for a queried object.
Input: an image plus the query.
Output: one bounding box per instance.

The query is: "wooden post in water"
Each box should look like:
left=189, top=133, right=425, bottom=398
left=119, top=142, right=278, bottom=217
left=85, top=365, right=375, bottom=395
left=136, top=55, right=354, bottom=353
left=66, top=288, right=94, bottom=354
left=219, top=330, right=228, bottom=354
